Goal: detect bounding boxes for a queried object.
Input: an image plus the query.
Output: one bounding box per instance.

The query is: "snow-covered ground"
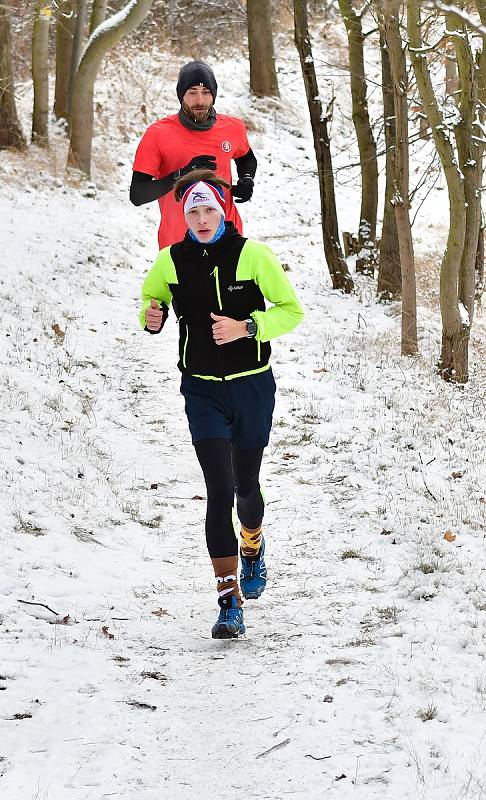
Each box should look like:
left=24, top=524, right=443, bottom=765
left=1, top=34, right=486, bottom=800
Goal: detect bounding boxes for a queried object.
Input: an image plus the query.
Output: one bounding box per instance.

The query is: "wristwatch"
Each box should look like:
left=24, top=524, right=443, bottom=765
left=245, top=318, right=257, bottom=338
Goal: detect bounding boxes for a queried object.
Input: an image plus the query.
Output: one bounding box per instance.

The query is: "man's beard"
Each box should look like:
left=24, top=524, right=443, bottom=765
left=182, top=102, right=213, bottom=121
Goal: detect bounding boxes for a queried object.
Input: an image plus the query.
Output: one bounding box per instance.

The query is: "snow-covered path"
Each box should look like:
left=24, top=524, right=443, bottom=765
left=1, top=40, right=486, bottom=798
left=1, top=170, right=486, bottom=800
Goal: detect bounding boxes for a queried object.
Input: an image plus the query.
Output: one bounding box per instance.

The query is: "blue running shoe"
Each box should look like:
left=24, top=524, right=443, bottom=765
left=211, top=596, right=245, bottom=639
left=240, top=537, right=267, bottom=599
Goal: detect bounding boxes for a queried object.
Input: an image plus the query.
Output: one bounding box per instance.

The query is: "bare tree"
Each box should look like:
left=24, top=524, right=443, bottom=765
left=0, top=6, right=26, bottom=150
left=377, top=30, right=401, bottom=300
left=408, top=0, right=486, bottom=381
left=294, top=0, right=353, bottom=292
left=68, top=0, right=154, bottom=176
left=32, top=1, right=51, bottom=145
left=381, top=0, right=417, bottom=354
left=54, top=0, right=75, bottom=122
left=338, top=0, right=378, bottom=261
left=247, top=0, right=279, bottom=97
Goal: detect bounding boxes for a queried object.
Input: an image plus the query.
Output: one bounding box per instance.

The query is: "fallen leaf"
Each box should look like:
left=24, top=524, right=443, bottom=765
left=150, top=483, right=158, bottom=490
left=443, top=530, right=456, bottom=542
left=101, top=625, right=115, bottom=639
left=52, top=323, right=65, bottom=340
left=151, top=608, right=169, bottom=617
left=450, top=471, right=464, bottom=479
left=282, top=453, right=299, bottom=460
left=313, top=367, right=328, bottom=373
left=191, top=495, right=204, bottom=500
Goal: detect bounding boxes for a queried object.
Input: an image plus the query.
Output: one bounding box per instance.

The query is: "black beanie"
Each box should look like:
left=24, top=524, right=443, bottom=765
left=176, top=61, right=218, bottom=103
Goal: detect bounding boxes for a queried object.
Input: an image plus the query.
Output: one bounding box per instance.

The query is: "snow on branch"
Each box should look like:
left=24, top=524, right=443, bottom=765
left=426, top=0, right=486, bottom=37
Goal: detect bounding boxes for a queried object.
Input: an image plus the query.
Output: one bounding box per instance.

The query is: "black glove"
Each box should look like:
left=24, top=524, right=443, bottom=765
left=180, top=154, right=217, bottom=177
left=231, top=175, right=254, bottom=203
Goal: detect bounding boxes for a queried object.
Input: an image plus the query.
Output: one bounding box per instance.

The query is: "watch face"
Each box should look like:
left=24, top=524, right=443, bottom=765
left=246, top=319, right=257, bottom=337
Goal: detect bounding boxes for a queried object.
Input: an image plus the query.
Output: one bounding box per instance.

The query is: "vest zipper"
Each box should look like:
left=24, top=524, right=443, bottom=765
left=183, top=321, right=189, bottom=368
left=257, top=338, right=261, bottom=362
left=211, top=266, right=223, bottom=311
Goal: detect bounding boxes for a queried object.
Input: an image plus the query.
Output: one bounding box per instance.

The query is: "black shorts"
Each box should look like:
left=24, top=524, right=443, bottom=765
left=180, top=368, right=276, bottom=449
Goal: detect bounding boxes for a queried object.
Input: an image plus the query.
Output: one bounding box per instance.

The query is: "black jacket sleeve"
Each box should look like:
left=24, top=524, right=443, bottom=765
left=130, top=170, right=175, bottom=206
left=234, top=148, right=257, bottom=181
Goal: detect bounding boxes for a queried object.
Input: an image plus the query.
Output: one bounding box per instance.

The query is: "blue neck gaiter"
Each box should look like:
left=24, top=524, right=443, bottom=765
left=189, top=217, right=225, bottom=244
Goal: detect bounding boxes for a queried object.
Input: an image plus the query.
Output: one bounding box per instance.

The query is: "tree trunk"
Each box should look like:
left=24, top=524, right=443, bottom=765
left=338, top=0, right=378, bottom=255
left=247, top=0, right=279, bottom=97
left=445, top=43, right=459, bottom=98
left=383, top=0, right=417, bottom=354
left=67, top=0, right=89, bottom=121
left=408, top=0, right=467, bottom=381
left=452, top=11, right=482, bottom=347
left=294, top=0, right=353, bottom=292
left=54, top=0, right=75, bottom=121
left=32, top=1, right=51, bottom=146
left=68, top=0, right=154, bottom=176
left=89, top=0, right=109, bottom=35
left=377, top=31, right=401, bottom=300
left=475, top=222, right=484, bottom=303
left=0, top=8, right=26, bottom=150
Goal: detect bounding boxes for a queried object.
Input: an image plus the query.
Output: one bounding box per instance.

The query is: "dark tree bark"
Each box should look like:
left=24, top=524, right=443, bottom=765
left=0, top=7, right=26, bottom=150
left=377, top=31, right=401, bottom=300
left=294, top=0, right=353, bottom=292
left=32, top=1, right=51, bottom=146
left=54, top=0, right=75, bottom=121
left=338, top=0, right=378, bottom=255
left=68, top=0, right=154, bottom=176
left=67, top=0, right=89, bottom=121
left=383, top=0, right=417, bottom=355
left=247, top=0, right=279, bottom=97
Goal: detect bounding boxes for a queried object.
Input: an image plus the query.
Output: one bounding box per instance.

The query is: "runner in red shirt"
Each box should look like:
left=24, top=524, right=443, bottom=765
left=130, top=61, right=257, bottom=250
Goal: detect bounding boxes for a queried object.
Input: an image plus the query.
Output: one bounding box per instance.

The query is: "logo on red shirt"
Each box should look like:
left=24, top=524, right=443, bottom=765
left=222, top=141, right=232, bottom=153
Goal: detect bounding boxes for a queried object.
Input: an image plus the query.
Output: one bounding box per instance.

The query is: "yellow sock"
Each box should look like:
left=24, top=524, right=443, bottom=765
left=240, top=525, right=262, bottom=558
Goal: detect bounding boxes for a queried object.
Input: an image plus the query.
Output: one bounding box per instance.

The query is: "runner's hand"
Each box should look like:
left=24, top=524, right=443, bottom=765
left=145, top=299, right=163, bottom=331
left=231, top=176, right=254, bottom=203
left=210, top=313, right=247, bottom=344
left=181, top=155, right=217, bottom=175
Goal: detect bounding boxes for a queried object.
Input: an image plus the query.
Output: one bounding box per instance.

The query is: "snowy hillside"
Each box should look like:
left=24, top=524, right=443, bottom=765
left=1, top=40, right=486, bottom=800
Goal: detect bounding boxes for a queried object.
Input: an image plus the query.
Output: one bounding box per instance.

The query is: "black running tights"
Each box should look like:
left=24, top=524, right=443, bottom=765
left=194, top=439, right=264, bottom=558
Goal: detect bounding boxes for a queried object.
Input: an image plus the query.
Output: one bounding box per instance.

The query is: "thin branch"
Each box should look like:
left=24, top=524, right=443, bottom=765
left=18, top=599, right=59, bottom=616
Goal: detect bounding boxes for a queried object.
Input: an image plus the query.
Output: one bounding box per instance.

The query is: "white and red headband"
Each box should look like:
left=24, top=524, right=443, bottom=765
left=182, top=181, right=226, bottom=217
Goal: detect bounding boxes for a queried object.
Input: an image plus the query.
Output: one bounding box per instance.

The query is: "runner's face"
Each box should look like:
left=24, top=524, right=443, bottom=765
left=182, top=85, right=214, bottom=121
left=185, top=205, right=222, bottom=242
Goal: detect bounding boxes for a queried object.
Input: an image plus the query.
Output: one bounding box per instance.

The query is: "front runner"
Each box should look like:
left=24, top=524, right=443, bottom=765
left=140, top=170, right=304, bottom=638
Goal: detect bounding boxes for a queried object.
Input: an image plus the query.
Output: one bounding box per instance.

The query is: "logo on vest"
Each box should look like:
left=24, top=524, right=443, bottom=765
left=222, top=141, right=232, bottom=152
left=227, top=284, right=243, bottom=292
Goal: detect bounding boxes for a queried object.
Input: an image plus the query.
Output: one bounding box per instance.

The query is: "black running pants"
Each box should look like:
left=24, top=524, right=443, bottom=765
left=194, top=438, right=264, bottom=558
